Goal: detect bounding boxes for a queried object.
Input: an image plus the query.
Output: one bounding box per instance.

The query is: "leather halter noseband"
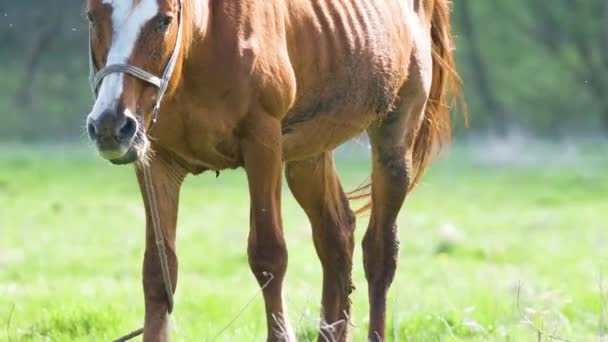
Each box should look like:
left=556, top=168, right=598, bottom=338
left=88, top=0, right=183, bottom=125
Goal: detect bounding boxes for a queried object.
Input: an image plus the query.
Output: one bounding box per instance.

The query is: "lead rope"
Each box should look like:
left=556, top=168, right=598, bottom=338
left=113, top=165, right=175, bottom=342
left=88, top=2, right=183, bottom=341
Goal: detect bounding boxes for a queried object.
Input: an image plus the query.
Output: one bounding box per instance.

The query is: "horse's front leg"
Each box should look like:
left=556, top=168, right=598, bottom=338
left=136, top=157, right=186, bottom=342
left=242, top=112, right=295, bottom=341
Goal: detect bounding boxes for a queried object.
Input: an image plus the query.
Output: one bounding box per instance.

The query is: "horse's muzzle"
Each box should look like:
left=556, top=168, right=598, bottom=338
left=87, top=109, right=143, bottom=164
left=107, top=145, right=141, bottom=165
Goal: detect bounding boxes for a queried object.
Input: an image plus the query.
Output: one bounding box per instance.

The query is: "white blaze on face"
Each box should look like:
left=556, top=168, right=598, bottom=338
left=88, top=0, right=159, bottom=121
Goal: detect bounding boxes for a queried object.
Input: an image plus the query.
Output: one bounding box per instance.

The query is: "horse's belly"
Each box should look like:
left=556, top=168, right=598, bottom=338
left=282, top=109, right=374, bottom=161
left=281, top=45, right=404, bottom=161
left=281, top=0, right=410, bottom=161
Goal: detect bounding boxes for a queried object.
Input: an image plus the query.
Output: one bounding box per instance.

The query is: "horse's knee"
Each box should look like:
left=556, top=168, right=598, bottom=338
left=317, top=196, right=356, bottom=266
left=362, top=224, right=399, bottom=287
left=318, top=227, right=354, bottom=271
left=376, top=147, right=410, bottom=189
left=248, top=236, right=288, bottom=285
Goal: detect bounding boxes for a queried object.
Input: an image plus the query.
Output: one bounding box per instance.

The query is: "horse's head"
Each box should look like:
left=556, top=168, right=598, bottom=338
left=86, top=0, right=183, bottom=164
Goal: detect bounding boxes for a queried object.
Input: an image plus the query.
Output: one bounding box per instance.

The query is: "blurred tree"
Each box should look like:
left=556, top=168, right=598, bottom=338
left=15, top=12, right=63, bottom=106
left=525, top=0, right=608, bottom=131
left=0, top=0, right=606, bottom=140
left=454, top=0, right=511, bottom=137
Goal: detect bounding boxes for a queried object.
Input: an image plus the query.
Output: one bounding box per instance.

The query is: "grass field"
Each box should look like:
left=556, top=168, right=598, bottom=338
left=0, top=141, right=607, bottom=341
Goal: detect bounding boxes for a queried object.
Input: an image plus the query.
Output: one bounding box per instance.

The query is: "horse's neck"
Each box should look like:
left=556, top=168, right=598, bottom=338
left=180, top=0, right=258, bottom=78
left=187, top=0, right=255, bottom=43
left=175, top=0, right=255, bottom=103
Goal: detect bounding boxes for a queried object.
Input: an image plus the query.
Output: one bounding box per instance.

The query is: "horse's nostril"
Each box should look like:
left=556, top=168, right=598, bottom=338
left=87, top=120, right=98, bottom=140
left=117, top=116, right=137, bottom=141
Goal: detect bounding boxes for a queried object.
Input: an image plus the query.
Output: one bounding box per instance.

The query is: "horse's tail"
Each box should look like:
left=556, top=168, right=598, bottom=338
left=409, top=0, right=462, bottom=191
left=349, top=0, right=463, bottom=213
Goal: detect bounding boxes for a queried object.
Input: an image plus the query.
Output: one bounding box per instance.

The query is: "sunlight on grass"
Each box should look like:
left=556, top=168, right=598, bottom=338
left=0, top=142, right=606, bottom=341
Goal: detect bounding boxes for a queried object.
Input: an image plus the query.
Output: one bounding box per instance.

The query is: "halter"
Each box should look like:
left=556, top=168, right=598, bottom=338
left=87, top=4, right=183, bottom=342
left=88, top=0, right=183, bottom=125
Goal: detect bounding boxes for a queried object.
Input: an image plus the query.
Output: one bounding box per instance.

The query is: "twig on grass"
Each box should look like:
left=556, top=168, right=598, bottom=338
left=599, top=270, right=608, bottom=339
left=291, top=285, right=314, bottom=333
left=207, top=271, right=274, bottom=342
left=318, top=322, right=333, bottom=342
left=319, top=315, right=348, bottom=342
left=516, top=282, right=570, bottom=342
left=6, top=303, right=15, bottom=342
left=337, top=310, right=354, bottom=339
left=271, top=312, right=292, bottom=340
left=438, top=316, right=461, bottom=341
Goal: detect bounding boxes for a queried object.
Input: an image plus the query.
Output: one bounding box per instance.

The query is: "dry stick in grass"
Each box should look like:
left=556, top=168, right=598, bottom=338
left=319, top=315, right=335, bottom=342
left=293, top=288, right=314, bottom=332
left=291, top=309, right=352, bottom=342
left=320, top=317, right=348, bottom=342
left=438, top=316, right=461, bottom=341
left=271, top=312, right=298, bottom=340
left=516, top=282, right=570, bottom=342
left=288, top=287, right=324, bottom=342
left=318, top=325, right=333, bottom=342
left=335, top=310, right=353, bottom=339
left=316, top=316, right=342, bottom=342
left=322, top=309, right=355, bottom=342
left=287, top=285, right=355, bottom=342
left=207, top=271, right=274, bottom=342
left=600, top=271, right=604, bottom=339
left=6, top=304, right=14, bottom=342
left=280, top=282, right=314, bottom=334
left=6, top=303, right=15, bottom=342
left=391, top=300, right=400, bottom=342
left=599, top=270, right=608, bottom=339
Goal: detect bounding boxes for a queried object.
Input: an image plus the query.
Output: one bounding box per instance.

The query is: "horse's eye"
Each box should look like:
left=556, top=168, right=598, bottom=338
left=156, top=15, right=173, bottom=33
left=87, top=12, right=95, bottom=27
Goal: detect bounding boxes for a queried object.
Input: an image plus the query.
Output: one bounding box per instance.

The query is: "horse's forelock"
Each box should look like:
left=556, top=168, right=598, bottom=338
left=89, top=0, right=160, bottom=121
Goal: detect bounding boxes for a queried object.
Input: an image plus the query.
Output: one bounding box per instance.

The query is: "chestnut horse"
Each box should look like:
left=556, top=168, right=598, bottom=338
left=85, top=0, right=461, bottom=340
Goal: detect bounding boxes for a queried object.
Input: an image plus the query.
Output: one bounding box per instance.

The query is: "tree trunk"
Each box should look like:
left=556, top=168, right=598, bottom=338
left=586, top=77, right=608, bottom=132
left=527, top=0, right=608, bottom=134
left=455, top=0, right=510, bottom=137
left=14, top=16, right=62, bottom=107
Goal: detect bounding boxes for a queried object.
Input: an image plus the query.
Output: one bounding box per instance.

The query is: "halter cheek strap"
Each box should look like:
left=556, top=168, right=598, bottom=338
left=88, top=0, right=183, bottom=125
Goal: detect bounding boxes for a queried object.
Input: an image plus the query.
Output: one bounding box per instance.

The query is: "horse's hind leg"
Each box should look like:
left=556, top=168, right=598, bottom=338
left=286, top=153, right=356, bottom=341
left=363, top=85, right=429, bottom=340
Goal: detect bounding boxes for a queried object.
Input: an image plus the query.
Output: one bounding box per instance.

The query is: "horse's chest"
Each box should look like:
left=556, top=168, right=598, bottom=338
left=158, top=110, right=243, bottom=173
left=191, top=124, right=242, bottom=170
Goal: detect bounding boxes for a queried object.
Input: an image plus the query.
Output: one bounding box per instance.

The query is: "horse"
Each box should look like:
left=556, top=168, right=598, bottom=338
left=84, top=0, right=461, bottom=340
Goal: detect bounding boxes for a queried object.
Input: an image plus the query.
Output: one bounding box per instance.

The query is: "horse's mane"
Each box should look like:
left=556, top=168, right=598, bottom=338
left=180, top=0, right=195, bottom=59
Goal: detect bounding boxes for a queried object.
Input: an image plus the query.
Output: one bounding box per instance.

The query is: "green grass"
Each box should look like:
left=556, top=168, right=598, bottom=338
left=0, top=142, right=607, bottom=341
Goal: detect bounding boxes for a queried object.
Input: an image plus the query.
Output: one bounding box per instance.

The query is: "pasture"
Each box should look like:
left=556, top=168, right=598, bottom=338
left=0, top=142, right=606, bottom=341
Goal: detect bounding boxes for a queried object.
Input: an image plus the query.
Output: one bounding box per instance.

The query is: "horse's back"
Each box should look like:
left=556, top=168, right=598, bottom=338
left=282, top=0, right=418, bottom=160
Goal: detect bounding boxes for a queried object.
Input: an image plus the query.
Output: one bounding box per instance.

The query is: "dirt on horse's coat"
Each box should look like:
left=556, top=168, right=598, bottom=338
left=85, top=0, right=462, bottom=340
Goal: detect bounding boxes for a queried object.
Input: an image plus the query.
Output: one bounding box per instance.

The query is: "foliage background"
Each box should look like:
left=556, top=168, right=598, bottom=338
left=0, top=0, right=606, bottom=140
